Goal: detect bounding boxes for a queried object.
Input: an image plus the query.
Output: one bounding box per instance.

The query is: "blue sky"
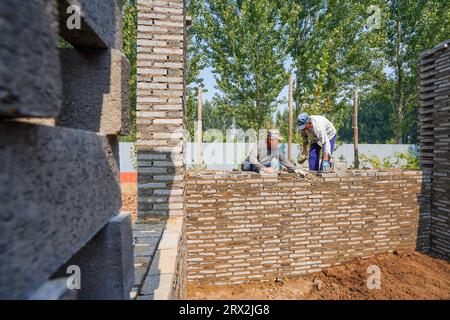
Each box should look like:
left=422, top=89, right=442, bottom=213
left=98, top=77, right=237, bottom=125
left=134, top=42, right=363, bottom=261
left=199, top=59, right=294, bottom=114
left=198, top=59, right=396, bottom=118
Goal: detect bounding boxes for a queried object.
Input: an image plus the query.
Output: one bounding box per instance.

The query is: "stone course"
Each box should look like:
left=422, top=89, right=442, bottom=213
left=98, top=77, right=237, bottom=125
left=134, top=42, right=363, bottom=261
left=0, top=123, right=121, bottom=299
left=419, top=40, right=450, bottom=260
left=53, top=213, right=135, bottom=300
left=185, top=171, right=429, bottom=284
left=0, top=0, right=133, bottom=299
left=130, top=217, right=165, bottom=299
left=134, top=0, right=188, bottom=299
left=57, top=0, right=123, bottom=49
left=0, top=0, right=61, bottom=118
left=135, top=217, right=186, bottom=300
left=136, top=0, right=186, bottom=217
left=58, top=48, right=131, bottom=135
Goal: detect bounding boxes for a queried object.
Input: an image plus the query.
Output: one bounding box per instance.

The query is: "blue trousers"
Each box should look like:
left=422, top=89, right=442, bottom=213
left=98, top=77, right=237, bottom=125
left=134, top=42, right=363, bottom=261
left=309, top=135, right=336, bottom=171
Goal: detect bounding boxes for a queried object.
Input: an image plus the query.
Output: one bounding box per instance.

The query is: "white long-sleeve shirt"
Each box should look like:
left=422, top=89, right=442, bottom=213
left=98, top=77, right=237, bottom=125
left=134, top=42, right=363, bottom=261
left=301, top=115, right=336, bottom=155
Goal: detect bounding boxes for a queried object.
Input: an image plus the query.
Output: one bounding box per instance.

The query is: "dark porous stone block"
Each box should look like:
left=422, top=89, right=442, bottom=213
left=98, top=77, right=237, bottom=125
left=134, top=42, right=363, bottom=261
left=54, top=213, right=135, bottom=300
left=58, top=0, right=123, bottom=49
left=0, top=0, right=62, bottom=117
left=0, top=122, right=121, bottom=299
left=58, top=48, right=130, bottom=135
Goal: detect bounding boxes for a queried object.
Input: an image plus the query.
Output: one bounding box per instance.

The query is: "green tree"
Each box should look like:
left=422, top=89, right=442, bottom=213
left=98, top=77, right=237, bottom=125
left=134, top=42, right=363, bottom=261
left=338, top=81, right=397, bottom=143
left=194, top=0, right=289, bottom=130
left=120, top=0, right=137, bottom=142
left=279, top=0, right=382, bottom=145
left=196, top=100, right=234, bottom=142
left=202, top=100, right=233, bottom=133
left=368, top=0, right=450, bottom=143
left=186, top=0, right=207, bottom=139
left=275, top=108, right=289, bottom=141
left=280, top=0, right=449, bottom=144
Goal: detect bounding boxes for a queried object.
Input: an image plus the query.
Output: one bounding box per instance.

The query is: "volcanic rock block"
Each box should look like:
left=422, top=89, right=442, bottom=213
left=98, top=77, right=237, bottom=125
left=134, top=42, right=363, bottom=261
left=0, top=0, right=62, bottom=117
left=0, top=122, right=121, bottom=299
left=29, top=278, right=78, bottom=300
left=58, top=0, right=123, bottom=49
left=54, top=213, right=135, bottom=300
left=58, top=48, right=131, bottom=135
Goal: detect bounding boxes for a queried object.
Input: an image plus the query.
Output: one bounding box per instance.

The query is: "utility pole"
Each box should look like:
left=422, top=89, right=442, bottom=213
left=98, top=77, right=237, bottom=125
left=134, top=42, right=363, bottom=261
left=353, top=91, right=359, bottom=169
left=288, top=75, right=293, bottom=162
left=196, top=86, right=203, bottom=169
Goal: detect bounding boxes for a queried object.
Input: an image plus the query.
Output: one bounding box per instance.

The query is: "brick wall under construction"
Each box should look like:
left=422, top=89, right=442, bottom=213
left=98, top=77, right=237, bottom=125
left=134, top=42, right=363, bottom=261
left=185, top=171, right=429, bottom=284
left=419, top=40, right=450, bottom=260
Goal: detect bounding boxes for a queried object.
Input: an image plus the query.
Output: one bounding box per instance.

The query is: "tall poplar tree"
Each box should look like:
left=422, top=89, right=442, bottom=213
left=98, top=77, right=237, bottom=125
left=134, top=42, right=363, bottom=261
left=194, top=0, right=289, bottom=130
left=369, top=0, right=450, bottom=143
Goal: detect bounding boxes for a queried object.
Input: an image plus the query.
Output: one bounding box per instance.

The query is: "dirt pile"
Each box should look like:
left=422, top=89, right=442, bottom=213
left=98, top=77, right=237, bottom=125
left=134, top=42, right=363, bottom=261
left=188, top=249, right=450, bottom=300
left=121, top=186, right=137, bottom=221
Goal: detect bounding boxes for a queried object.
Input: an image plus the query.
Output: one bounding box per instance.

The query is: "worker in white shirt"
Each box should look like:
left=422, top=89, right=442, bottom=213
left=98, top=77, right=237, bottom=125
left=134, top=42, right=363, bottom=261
left=296, top=113, right=337, bottom=172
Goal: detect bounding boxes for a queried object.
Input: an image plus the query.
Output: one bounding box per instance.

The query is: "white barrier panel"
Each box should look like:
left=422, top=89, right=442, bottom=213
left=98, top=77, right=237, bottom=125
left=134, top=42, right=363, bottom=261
left=119, top=142, right=417, bottom=171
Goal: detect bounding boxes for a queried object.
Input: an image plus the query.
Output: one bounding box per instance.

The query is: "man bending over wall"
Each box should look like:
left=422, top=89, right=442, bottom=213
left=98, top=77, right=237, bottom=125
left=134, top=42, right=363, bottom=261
left=242, top=129, right=304, bottom=175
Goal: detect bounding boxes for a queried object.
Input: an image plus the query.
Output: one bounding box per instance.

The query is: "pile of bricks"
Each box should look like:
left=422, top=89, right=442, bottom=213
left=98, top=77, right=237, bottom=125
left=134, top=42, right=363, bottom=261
left=135, top=0, right=187, bottom=299
left=419, top=40, right=450, bottom=260
left=0, top=0, right=133, bottom=299
left=185, top=171, right=428, bottom=284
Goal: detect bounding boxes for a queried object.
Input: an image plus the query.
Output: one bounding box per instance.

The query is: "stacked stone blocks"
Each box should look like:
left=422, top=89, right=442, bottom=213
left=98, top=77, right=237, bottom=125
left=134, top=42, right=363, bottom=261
left=186, top=171, right=427, bottom=284
left=0, top=0, right=134, bottom=299
left=136, top=0, right=186, bottom=217
left=419, top=40, right=450, bottom=260
left=135, top=0, right=187, bottom=299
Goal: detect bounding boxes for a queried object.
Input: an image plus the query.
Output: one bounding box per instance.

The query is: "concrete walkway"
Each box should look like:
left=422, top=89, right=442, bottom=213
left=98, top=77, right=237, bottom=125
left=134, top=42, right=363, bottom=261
left=131, top=216, right=185, bottom=300
left=130, top=217, right=166, bottom=299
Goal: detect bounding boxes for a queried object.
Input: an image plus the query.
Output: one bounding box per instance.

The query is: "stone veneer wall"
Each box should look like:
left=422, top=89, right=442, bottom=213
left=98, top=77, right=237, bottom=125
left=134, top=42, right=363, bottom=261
left=185, top=171, right=428, bottom=284
left=419, top=40, right=450, bottom=260
left=136, top=0, right=187, bottom=299
left=136, top=0, right=186, bottom=217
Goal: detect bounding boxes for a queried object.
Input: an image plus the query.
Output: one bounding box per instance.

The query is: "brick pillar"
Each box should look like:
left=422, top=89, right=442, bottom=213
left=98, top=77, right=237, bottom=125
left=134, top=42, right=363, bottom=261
left=419, top=40, right=450, bottom=260
left=136, top=0, right=186, bottom=217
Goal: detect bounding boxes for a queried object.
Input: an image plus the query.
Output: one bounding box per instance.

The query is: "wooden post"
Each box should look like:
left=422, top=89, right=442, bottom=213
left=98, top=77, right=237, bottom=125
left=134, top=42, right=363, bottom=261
left=288, top=75, right=293, bottom=162
left=196, top=87, right=203, bottom=169
left=353, top=91, right=359, bottom=169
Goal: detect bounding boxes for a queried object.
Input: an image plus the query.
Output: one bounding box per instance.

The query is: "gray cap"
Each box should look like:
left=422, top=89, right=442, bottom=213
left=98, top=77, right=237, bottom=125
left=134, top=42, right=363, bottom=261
left=297, top=112, right=310, bottom=130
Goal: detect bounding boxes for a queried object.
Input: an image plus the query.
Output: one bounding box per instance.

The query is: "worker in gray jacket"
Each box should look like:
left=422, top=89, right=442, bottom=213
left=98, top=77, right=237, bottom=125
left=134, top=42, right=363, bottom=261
left=296, top=113, right=336, bottom=172
left=242, top=129, right=302, bottom=174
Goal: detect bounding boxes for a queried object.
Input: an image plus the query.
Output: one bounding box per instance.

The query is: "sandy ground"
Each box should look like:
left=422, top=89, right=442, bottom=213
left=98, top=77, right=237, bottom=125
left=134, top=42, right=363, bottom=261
left=121, top=186, right=449, bottom=300
left=121, top=183, right=137, bottom=221
left=188, top=250, right=450, bottom=300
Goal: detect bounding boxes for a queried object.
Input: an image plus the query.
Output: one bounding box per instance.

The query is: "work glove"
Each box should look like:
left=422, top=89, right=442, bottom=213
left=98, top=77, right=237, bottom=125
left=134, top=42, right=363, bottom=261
left=294, top=168, right=308, bottom=177
left=297, top=150, right=309, bottom=164
left=261, top=167, right=276, bottom=174
left=322, top=160, right=331, bottom=173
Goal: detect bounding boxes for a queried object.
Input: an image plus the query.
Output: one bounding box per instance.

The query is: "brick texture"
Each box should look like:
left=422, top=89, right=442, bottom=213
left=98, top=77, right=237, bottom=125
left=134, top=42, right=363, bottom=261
left=185, top=171, right=429, bottom=284
left=1, top=0, right=133, bottom=299
left=136, top=0, right=187, bottom=299
left=419, top=40, right=450, bottom=260
left=136, top=0, right=186, bottom=217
